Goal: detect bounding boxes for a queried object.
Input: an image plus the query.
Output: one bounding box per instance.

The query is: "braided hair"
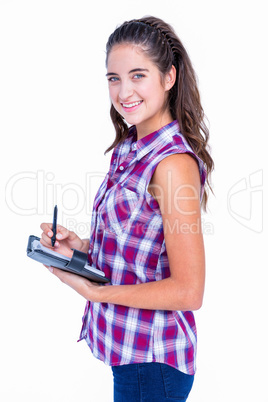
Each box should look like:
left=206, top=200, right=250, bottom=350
left=105, top=16, right=214, bottom=210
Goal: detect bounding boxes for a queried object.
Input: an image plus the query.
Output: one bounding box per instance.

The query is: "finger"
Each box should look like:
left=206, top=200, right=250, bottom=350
left=43, top=264, right=54, bottom=272
left=40, top=223, right=64, bottom=247
left=55, top=225, right=72, bottom=241
left=43, top=264, right=57, bottom=273
left=40, top=222, right=53, bottom=233
left=41, top=223, right=71, bottom=240
left=40, top=223, right=55, bottom=243
left=40, top=231, right=53, bottom=246
left=40, top=230, right=60, bottom=248
left=47, top=266, right=72, bottom=281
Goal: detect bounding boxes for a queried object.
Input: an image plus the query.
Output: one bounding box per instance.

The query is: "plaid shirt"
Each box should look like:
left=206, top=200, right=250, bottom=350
left=78, top=120, right=206, bottom=375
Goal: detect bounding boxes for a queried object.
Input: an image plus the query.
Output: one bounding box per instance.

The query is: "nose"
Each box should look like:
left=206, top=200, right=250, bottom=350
left=119, top=79, right=134, bottom=101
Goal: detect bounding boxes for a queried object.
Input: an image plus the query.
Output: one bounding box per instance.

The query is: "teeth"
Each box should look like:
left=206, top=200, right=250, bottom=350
left=123, top=101, right=142, bottom=108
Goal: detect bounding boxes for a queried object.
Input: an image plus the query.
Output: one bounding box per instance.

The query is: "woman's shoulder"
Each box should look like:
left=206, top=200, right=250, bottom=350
left=154, top=153, right=200, bottom=184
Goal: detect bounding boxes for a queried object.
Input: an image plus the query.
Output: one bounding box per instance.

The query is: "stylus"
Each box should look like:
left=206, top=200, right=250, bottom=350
left=51, top=205, right=58, bottom=247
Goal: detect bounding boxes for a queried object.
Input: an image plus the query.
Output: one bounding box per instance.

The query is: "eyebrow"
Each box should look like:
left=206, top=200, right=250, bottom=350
left=106, top=68, right=149, bottom=77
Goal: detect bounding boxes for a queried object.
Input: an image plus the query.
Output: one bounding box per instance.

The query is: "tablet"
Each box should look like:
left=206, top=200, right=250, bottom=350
left=27, top=235, right=110, bottom=283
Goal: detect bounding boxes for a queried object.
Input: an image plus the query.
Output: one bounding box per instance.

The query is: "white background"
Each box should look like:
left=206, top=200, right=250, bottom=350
left=1, top=0, right=267, bottom=401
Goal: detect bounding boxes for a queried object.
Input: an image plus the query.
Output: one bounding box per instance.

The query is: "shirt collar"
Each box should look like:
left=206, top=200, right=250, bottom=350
left=128, top=120, right=180, bottom=160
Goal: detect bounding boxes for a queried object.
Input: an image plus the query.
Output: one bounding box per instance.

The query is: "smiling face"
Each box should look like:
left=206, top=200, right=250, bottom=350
left=106, top=44, right=175, bottom=139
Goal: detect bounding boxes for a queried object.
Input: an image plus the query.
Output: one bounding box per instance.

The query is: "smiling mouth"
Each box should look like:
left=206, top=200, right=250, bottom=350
left=122, top=101, right=143, bottom=109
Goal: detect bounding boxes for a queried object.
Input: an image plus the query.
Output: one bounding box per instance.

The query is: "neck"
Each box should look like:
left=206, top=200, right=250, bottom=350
left=136, top=112, right=174, bottom=140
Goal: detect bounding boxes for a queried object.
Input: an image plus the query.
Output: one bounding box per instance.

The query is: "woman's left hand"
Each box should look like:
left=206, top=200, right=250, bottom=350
left=46, top=266, right=101, bottom=301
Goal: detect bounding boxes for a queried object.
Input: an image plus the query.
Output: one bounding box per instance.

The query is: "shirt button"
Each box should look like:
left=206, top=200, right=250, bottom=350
left=119, top=166, right=124, bottom=171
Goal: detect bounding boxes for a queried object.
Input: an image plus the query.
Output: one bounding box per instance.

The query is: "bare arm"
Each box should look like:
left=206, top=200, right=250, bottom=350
left=49, top=153, right=205, bottom=311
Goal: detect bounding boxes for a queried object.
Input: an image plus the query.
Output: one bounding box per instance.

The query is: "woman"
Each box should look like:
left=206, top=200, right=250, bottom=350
left=41, top=16, right=213, bottom=401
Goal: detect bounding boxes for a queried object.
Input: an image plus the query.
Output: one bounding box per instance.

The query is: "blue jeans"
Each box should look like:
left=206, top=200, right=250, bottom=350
left=112, top=362, right=194, bottom=401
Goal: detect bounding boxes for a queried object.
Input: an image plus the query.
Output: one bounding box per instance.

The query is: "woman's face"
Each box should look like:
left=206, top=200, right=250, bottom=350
left=106, top=44, right=175, bottom=138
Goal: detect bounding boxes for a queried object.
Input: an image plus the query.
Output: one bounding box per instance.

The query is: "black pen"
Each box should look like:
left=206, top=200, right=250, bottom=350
left=51, top=205, right=58, bottom=247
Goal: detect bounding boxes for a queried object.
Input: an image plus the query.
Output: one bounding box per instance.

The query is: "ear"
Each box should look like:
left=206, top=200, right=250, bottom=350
left=165, top=65, right=176, bottom=91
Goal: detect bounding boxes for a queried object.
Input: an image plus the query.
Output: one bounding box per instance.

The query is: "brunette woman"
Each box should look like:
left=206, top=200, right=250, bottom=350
left=41, top=16, right=213, bottom=401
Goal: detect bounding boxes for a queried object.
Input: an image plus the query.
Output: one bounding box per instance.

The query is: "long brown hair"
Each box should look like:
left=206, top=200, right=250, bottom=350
left=105, top=16, right=214, bottom=210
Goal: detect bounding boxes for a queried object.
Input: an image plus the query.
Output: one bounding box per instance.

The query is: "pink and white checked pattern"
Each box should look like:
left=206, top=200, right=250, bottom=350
left=78, top=121, right=206, bottom=375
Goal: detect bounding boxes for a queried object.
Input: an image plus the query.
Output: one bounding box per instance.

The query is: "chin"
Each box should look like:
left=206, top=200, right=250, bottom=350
left=123, top=118, right=138, bottom=126
left=124, top=116, right=143, bottom=127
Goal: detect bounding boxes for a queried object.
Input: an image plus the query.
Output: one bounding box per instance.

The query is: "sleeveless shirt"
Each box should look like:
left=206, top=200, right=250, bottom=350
left=78, top=120, right=206, bottom=375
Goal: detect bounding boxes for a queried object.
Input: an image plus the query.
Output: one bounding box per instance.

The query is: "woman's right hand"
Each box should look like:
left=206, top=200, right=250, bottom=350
left=40, top=223, right=88, bottom=258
